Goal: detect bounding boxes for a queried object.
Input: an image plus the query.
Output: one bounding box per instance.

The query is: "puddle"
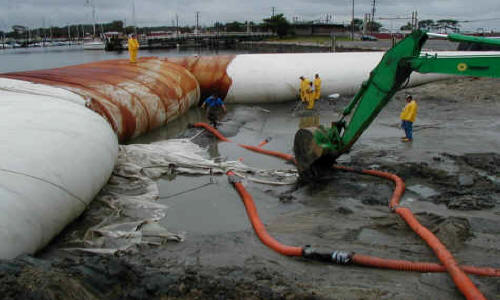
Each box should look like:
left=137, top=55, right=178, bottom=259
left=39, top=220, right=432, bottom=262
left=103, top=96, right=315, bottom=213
left=158, top=175, right=301, bottom=235
left=407, top=184, right=440, bottom=199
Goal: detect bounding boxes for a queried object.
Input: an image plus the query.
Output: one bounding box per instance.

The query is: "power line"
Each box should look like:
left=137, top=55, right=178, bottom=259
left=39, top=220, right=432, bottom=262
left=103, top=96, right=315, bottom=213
left=460, top=17, right=500, bottom=23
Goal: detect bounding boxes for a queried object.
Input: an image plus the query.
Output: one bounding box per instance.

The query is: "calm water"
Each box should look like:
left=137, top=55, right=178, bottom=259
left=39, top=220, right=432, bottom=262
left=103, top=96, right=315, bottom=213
left=0, top=45, right=249, bottom=73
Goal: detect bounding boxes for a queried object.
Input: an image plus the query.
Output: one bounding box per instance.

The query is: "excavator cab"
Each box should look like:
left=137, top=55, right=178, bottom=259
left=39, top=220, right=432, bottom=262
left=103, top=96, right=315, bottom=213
left=293, top=30, right=500, bottom=178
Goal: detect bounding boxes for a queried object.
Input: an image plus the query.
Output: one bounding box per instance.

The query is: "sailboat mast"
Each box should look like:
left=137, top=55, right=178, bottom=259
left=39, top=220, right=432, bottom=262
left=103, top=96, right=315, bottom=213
left=92, top=0, right=96, bottom=37
left=132, top=0, right=137, bottom=35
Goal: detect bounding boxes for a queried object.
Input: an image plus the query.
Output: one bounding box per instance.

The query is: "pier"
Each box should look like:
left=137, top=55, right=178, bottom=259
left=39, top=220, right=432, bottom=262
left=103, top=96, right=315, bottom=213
left=137, top=31, right=274, bottom=49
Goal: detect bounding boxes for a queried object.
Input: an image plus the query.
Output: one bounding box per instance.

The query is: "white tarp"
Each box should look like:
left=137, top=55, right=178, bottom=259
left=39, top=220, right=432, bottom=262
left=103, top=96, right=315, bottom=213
left=66, top=137, right=297, bottom=255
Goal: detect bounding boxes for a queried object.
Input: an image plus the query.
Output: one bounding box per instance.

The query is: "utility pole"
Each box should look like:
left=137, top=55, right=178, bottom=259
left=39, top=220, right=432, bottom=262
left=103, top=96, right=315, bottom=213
left=371, top=0, right=376, bottom=35
left=412, top=11, right=418, bottom=31
left=272, top=7, right=275, bottom=17
left=132, top=0, right=137, bottom=35
left=92, top=0, right=96, bottom=37
left=351, top=0, right=354, bottom=40
left=195, top=11, right=200, bottom=34
left=363, top=13, right=370, bottom=36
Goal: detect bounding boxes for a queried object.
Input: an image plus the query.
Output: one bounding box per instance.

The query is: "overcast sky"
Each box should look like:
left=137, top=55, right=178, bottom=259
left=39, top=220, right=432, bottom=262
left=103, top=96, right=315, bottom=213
left=1, top=0, right=499, bottom=32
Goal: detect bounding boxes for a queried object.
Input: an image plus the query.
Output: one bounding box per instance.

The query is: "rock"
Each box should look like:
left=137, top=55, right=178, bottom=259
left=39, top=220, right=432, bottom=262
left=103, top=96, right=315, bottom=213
left=468, top=217, right=500, bottom=234
left=407, top=184, right=440, bottom=199
left=458, top=174, right=474, bottom=187
left=447, top=195, right=495, bottom=210
left=336, top=206, right=353, bottom=215
left=431, top=217, right=472, bottom=250
left=361, top=197, right=386, bottom=206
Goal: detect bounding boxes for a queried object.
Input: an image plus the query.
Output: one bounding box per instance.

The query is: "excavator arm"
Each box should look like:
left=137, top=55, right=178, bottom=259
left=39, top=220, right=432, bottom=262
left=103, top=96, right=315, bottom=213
left=294, top=30, right=500, bottom=177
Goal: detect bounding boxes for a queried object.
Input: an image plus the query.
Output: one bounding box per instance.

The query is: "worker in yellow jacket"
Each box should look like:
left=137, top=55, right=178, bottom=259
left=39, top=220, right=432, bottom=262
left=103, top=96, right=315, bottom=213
left=306, top=81, right=316, bottom=109
left=128, top=34, right=140, bottom=63
left=299, top=76, right=310, bottom=102
left=400, top=95, right=418, bottom=142
left=313, top=73, right=321, bottom=101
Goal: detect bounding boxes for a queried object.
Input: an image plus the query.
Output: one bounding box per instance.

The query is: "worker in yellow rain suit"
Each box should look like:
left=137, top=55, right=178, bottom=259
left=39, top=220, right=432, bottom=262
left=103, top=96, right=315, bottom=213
left=306, top=81, right=316, bottom=109
left=128, top=34, right=140, bottom=63
left=299, top=76, right=310, bottom=102
left=313, top=73, right=321, bottom=101
left=400, top=95, right=418, bottom=142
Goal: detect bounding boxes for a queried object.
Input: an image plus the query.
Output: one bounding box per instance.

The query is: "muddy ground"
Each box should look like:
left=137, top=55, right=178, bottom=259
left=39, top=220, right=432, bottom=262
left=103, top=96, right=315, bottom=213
left=1, top=77, right=499, bottom=300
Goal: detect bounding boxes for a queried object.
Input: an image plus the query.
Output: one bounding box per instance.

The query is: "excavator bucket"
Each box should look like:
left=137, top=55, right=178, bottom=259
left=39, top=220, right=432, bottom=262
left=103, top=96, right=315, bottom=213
left=293, top=127, right=338, bottom=179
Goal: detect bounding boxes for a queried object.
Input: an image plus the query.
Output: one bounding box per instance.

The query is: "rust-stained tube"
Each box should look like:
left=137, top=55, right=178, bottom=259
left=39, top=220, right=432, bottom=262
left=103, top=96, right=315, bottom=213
left=1, top=58, right=200, bottom=141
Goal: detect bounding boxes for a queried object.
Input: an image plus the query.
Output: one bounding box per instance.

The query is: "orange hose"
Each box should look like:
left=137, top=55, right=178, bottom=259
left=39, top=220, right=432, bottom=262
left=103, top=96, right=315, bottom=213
left=335, top=166, right=487, bottom=300
left=197, top=122, right=497, bottom=298
left=193, top=122, right=294, bottom=161
left=352, top=254, right=500, bottom=277
left=193, top=122, right=231, bottom=142
left=257, top=139, right=268, bottom=148
left=227, top=170, right=303, bottom=256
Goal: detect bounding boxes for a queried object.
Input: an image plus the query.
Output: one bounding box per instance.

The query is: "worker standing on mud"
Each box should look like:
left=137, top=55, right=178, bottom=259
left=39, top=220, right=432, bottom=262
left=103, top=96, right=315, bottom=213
left=313, top=73, right=321, bottom=101
left=299, top=76, right=310, bottom=102
left=400, top=95, right=418, bottom=142
left=128, top=34, right=140, bottom=63
left=201, top=94, right=227, bottom=128
left=306, top=81, right=316, bottom=109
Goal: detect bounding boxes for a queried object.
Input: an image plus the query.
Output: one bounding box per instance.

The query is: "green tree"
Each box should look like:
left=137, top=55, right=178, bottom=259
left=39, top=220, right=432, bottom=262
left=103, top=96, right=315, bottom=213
left=348, top=18, right=363, bottom=31
left=400, top=22, right=413, bottom=31
left=367, top=21, right=382, bottom=32
left=418, top=19, right=434, bottom=30
left=225, top=21, right=245, bottom=32
left=212, top=22, right=224, bottom=32
left=107, top=20, right=124, bottom=32
left=436, top=19, right=460, bottom=32
left=262, top=14, right=290, bottom=37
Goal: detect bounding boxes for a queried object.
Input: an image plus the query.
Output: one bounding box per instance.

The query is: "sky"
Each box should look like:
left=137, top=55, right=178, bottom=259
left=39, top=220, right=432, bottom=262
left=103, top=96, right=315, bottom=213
left=1, top=0, right=499, bottom=33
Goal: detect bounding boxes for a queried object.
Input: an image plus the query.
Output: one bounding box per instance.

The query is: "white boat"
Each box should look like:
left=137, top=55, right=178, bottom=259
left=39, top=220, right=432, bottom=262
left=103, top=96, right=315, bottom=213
left=83, top=40, right=105, bottom=50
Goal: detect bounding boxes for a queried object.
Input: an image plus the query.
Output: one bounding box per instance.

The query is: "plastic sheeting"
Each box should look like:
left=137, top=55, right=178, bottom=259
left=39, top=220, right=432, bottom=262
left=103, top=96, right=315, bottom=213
left=65, top=136, right=297, bottom=254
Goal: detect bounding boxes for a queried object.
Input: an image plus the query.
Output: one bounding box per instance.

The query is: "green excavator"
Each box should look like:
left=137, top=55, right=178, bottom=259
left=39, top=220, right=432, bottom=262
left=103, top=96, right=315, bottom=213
left=293, top=30, right=500, bottom=178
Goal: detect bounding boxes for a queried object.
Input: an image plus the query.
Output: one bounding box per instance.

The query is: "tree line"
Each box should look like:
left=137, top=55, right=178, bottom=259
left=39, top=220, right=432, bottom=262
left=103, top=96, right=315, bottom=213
left=2, top=14, right=387, bottom=40
left=400, top=19, right=460, bottom=32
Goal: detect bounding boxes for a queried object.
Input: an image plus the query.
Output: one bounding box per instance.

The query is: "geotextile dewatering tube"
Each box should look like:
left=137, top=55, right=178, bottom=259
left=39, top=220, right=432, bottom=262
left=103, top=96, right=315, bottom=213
left=195, top=122, right=498, bottom=299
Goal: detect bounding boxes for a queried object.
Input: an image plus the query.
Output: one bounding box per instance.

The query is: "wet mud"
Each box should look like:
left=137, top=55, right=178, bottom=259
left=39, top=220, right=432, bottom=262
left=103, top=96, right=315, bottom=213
left=1, top=77, right=500, bottom=299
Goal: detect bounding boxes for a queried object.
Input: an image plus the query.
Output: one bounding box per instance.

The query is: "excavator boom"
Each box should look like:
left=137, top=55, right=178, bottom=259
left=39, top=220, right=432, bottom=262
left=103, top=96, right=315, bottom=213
left=294, top=30, right=500, bottom=177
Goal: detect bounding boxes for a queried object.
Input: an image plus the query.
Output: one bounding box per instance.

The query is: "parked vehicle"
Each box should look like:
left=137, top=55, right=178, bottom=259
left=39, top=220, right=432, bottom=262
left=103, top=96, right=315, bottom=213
left=361, top=35, right=378, bottom=41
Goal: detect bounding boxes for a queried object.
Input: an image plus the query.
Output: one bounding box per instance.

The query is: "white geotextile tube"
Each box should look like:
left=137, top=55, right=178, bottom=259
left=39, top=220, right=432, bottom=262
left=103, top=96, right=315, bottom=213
left=224, top=51, right=500, bottom=103
left=0, top=80, right=118, bottom=259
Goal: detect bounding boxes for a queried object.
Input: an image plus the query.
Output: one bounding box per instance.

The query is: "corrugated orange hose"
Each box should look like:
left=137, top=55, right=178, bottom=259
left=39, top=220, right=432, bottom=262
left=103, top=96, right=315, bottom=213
left=227, top=170, right=303, bottom=256
left=195, top=122, right=497, bottom=299
left=335, top=166, right=487, bottom=300
left=193, top=122, right=294, bottom=161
